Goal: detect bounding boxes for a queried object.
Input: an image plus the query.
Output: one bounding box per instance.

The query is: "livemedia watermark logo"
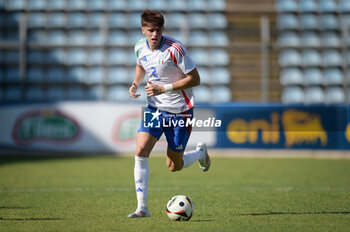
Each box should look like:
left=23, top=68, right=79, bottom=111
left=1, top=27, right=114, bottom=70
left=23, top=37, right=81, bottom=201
left=143, top=108, right=222, bottom=129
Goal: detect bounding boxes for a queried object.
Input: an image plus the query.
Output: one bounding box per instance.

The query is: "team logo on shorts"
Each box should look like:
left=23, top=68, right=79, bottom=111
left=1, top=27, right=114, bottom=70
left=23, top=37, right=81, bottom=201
left=143, top=109, right=161, bottom=128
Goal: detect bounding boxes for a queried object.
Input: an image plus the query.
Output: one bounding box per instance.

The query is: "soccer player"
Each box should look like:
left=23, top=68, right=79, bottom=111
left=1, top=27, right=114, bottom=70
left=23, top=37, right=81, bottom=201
left=128, top=10, right=211, bottom=218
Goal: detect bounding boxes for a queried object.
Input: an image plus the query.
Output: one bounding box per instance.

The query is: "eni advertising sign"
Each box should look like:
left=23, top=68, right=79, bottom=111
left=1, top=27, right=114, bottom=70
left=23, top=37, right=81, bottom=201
left=216, top=104, right=347, bottom=149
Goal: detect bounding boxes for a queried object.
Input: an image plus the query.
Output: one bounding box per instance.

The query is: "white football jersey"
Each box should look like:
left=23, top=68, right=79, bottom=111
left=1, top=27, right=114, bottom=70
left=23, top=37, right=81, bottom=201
left=135, top=35, right=196, bottom=113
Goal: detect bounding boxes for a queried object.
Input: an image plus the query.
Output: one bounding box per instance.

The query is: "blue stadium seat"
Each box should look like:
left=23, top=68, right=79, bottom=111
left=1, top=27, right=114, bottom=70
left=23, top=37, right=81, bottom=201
left=6, top=50, right=19, bottom=64
left=148, top=0, right=167, bottom=11
left=211, top=86, right=231, bottom=103
left=5, top=87, right=21, bottom=101
left=166, top=13, right=187, bottom=28
left=47, top=49, right=65, bottom=64
left=68, top=67, right=86, bottom=83
left=87, top=0, right=106, bottom=11
left=87, top=13, right=104, bottom=28
left=278, top=31, right=300, bottom=46
left=168, top=0, right=187, bottom=11
left=27, top=13, right=46, bottom=28
left=305, top=87, right=325, bottom=104
left=106, top=86, right=129, bottom=101
left=67, top=87, right=86, bottom=100
left=299, top=14, right=318, bottom=30
left=47, top=87, right=65, bottom=101
left=303, top=68, right=323, bottom=85
left=319, top=0, right=337, bottom=13
left=108, top=31, right=128, bottom=45
left=26, top=87, right=44, bottom=101
left=324, top=68, right=343, bottom=86
left=302, top=49, right=321, bottom=66
left=281, top=86, right=304, bottom=104
left=209, top=68, right=230, bottom=84
left=208, top=13, right=227, bottom=29
left=47, top=0, right=66, bottom=10
left=67, top=30, right=87, bottom=45
left=47, top=68, right=65, bottom=83
left=322, top=50, right=342, bottom=67
left=188, top=31, right=208, bottom=46
left=128, top=13, right=142, bottom=28
left=6, top=0, right=26, bottom=10
left=67, top=0, right=86, bottom=11
left=5, top=68, right=20, bottom=82
left=208, top=0, right=226, bottom=11
left=47, top=13, right=66, bottom=27
left=188, top=0, right=207, bottom=11
left=67, top=13, right=86, bottom=28
left=167, top=30, right=187, bottom=44
left=339, top=0, right=350, bottom=13
left=47, top=30, right=66, bottom=45
left=0, top=14, right=4, bottom=27
left=208, top=31, right=228, bottom=46
left=108, top=13, right=126, bottom=28
left=298, top=0, right=317, bottom=12
left=88, top=67, right=105, bottom=84
left=27, top=68, right=44, bottom=82
left=300, top=32, right=320, bottom=46
left=189, top=49, right=209, bottom=66
left=88, top=30, right=104, bottom=45
left=127, top=49, right=137, bottom=65
left=28, top=0, right=46, bottom=10
left=27, top=30, right=46, bottom=43
left=319, top=14, right=338, bottom=30
left=277, top=14, right=298, bottom=30
left=6, top=29, right=19, bottom=41
left=279, top=49, right=301, bottom=67
left=27, top=50, right=44, bottom=64
left=88, top=49, right=104, bottom=65
left=276, top=0, right=298, bottom=12
left=209, top=49, right=229, bottom=66
left=197, top=67, right=210, bottom=84
left=88, top=86, right=104, bottom=100
left=67, top=49, right=87, bottom=65
left=189, top=14, right=207, bottom=28
left=321, top=32, right=340, bottom=47
left=128, top=0, right=147, bottom=11
left=129, top=30, right=144, bottom=45
left=107, top=49, right=128, bottom=65
left=6, top=13, right=21, bottom=27
left=108, top=67, right=129, bottom=84
left=280, top=67, right=303, bottom=85
left=325, top=87, right=345, bottom=104
left=193, top=86, right=211, bottom=103
left=108, top=0, right=127, bottom=11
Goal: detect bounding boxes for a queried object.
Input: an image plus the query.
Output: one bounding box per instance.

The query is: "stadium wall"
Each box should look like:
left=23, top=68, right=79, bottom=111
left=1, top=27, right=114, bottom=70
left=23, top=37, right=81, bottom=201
left=0, top=102, right=349, bottom=153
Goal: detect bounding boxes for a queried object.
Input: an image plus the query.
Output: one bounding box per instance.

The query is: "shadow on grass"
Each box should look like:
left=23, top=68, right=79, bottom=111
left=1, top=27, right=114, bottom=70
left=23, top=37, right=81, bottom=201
left=235, top=211, right=350, bottom=216
left=0, top=151, right=121, bottom=166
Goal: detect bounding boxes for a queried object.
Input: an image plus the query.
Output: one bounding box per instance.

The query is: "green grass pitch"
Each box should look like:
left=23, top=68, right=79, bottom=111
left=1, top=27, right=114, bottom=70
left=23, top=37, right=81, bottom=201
left=0, top=154, right=349, bottom=232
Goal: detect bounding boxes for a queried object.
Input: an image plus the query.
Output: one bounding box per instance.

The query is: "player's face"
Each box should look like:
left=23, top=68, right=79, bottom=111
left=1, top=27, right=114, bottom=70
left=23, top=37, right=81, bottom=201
left=142, top=25, right=164, bottom=51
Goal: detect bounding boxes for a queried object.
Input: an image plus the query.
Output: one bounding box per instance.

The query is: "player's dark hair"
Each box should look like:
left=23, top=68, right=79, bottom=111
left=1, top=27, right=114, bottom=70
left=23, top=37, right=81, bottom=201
left=141, top=9, right=164, bottom=28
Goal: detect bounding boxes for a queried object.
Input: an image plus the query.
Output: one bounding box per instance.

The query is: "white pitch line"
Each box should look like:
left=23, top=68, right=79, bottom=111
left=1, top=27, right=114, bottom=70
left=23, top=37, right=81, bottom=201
left=0, top=186, right=349, bottom=193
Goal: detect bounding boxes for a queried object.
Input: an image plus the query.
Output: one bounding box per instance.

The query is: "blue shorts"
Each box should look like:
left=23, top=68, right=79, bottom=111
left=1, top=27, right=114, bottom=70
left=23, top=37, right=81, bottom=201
left=138, top=105, right=193, bottom=152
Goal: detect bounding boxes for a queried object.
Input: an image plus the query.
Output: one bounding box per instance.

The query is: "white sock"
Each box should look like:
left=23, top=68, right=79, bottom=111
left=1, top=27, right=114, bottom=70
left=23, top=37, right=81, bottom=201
left=182, top=149, right=202, bottom=169
left=134, top=156, right=149, bottom=210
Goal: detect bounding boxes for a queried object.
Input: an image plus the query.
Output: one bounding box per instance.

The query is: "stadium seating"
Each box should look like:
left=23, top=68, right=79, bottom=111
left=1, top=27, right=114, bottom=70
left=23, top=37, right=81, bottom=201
left=0, top=0, right=229, bottom=103
left=277, top=0, right=348, bottom=104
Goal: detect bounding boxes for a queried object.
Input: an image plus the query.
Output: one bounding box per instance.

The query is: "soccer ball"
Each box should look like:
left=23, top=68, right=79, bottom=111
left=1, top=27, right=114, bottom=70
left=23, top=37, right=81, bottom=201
left=166, top=195, right=194, bottom=221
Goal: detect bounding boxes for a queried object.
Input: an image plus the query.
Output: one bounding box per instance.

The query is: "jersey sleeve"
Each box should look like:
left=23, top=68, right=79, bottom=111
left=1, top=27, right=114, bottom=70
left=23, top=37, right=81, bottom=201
left=168, top=42, right=196, bottom=74
left=134, top=38, right=145, bottom=66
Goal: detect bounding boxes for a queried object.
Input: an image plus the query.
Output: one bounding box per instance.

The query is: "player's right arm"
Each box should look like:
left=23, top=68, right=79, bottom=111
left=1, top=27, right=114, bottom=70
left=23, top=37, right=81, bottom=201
left=129, top=64, right=146, bottom=98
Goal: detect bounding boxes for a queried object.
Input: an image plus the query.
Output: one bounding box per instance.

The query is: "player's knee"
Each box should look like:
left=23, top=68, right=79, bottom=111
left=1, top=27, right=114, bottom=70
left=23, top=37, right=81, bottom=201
left=135, top=145, right=150, bottom=157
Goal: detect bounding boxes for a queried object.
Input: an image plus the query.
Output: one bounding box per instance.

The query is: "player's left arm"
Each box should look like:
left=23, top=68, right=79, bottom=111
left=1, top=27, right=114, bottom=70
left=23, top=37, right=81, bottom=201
left=145, top=68, right=200, bottom=97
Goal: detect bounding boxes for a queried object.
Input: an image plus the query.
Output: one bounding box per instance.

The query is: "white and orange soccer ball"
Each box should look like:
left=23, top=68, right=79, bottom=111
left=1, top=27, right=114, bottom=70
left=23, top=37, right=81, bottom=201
left=166, top=195, right=194, bottom=221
